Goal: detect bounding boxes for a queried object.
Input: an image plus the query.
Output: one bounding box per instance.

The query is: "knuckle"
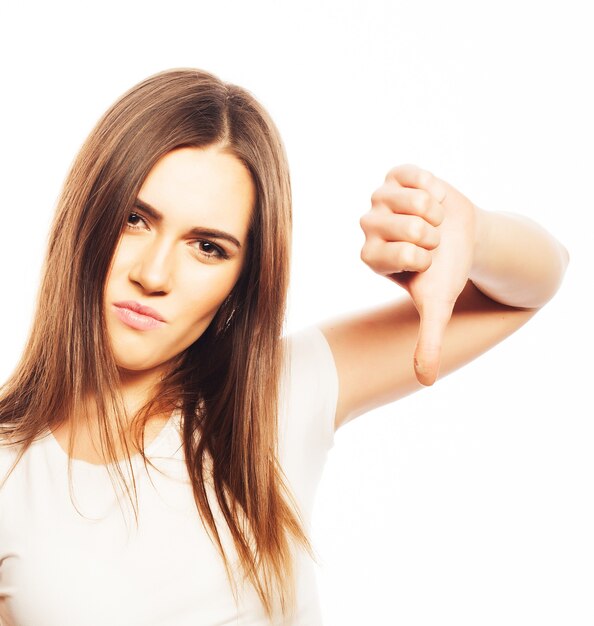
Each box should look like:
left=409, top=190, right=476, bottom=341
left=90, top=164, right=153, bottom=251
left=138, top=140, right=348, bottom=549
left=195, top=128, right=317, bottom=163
left=370, top=187, right=387, bottom=206
left=385, top=165, right=403, bottom=182
left=360, top=242, right=376, bottom=267
left=360, top=210, right=383, bottom=235
left=397, top=243, right=431, bottom=271
left=406, top=217, right=426, bottom=244
left=386, top=163, right=408, bottom=180
left=398, top=243, right=417, bottom=269
left=414, top=190, right=432, bottom=215
left=417, top=170, right=433, bottom=190
left=359, top=211, right=372, bottom=232
left=418, top=249, right=432, bottom=271
left=386, top=163, right=417, bottom=184
left=402, top=163, right=419, bottom=174
left=428, top=227, right=440, bottom=249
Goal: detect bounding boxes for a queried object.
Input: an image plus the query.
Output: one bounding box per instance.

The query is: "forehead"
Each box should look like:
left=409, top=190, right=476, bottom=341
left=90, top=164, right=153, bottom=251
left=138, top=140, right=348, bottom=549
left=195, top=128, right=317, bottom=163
left=137, top=146, right=255, bottom=238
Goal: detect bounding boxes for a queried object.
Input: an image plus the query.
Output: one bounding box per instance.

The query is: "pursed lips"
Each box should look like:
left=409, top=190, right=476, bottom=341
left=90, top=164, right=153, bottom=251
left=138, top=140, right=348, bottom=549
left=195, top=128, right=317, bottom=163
left=113, top=300, right=166, bottom=322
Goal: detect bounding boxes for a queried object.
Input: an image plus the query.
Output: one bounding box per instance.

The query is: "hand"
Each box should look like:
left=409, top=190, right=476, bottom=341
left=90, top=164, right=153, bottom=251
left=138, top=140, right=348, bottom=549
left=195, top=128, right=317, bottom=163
left=359, top=165, right=478, bottom=386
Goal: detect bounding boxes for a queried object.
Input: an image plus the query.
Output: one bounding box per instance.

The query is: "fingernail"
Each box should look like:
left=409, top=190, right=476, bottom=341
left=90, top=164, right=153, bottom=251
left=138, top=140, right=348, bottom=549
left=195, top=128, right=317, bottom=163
left=414, top=358, right=435, bottom=386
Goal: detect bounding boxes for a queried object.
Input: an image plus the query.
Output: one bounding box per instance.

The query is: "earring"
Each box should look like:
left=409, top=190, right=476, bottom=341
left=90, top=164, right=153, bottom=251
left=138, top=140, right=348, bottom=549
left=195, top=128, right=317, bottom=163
left=215, top=294, right=236, bottom=335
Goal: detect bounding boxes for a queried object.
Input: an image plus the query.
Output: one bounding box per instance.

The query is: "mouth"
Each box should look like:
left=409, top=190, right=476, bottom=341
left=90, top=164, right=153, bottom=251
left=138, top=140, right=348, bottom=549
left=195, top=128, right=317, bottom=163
left=112, top=301, right=166, bottom=331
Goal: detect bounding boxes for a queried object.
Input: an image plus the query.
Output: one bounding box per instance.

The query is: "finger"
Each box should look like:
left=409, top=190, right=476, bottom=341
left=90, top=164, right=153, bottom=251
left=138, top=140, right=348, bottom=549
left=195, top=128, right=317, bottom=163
left=385, top=164, right=448, bottom=205
left=361, top=240, right=432, bottom=275
left=371, top=183, right=445, bottom=227
left=413, top=301, right=454, bottom=386
left=360, top=211, right=440, bottom=250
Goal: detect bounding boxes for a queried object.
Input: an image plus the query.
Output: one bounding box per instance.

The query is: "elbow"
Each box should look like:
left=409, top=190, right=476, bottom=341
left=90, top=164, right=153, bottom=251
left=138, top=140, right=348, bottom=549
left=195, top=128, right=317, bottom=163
left=560, top=242, right=570, bottom=273
left=553, top=240, right=570, bottom=294
left=536, top=240, right=570, bottom=308
left=509, top=240, right=570, bottom=310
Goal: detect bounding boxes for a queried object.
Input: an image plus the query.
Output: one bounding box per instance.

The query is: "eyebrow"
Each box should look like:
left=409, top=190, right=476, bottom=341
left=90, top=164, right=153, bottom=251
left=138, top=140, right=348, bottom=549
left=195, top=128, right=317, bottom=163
left=134, top=198, right=242, bottom=249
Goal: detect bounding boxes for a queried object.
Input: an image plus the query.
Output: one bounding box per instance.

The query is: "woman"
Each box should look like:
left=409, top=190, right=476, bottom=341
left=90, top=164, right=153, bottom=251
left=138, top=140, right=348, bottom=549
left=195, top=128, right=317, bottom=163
left=0, top=68, right=568, bottom=625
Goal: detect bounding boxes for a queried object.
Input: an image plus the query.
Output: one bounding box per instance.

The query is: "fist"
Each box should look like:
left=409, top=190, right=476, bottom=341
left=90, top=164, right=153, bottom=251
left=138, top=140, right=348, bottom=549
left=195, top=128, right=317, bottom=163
left=359, top=165, right=447, bottom=277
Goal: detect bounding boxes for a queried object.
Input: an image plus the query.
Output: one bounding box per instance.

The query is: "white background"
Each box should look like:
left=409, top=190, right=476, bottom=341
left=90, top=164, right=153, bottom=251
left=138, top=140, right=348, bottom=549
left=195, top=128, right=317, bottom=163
left=0, top=1, right=592, bottom=624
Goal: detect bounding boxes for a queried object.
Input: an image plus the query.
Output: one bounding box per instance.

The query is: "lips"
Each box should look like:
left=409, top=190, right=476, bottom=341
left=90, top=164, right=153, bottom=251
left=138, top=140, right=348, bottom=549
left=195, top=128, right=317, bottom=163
left=113, top=300, right=166, bottom=322
left=114, top=307, right=164, bottom=331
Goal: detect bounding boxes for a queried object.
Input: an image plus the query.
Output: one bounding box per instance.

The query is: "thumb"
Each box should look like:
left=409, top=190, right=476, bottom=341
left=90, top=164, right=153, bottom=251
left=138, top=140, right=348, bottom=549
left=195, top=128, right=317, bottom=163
left=414, top=301, right=454, bottom=386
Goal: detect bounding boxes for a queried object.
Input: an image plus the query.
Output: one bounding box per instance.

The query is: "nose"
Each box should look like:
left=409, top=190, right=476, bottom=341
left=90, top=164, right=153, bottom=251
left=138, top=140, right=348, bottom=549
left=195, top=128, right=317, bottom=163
left=128, top=237, right=174, bottom=294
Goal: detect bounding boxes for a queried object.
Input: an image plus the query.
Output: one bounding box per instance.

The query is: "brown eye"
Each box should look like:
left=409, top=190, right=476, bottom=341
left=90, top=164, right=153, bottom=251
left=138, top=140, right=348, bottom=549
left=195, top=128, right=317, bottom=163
left=195, top=240, right=228, bottom=259
left=126, top=212, right=148, bottom=230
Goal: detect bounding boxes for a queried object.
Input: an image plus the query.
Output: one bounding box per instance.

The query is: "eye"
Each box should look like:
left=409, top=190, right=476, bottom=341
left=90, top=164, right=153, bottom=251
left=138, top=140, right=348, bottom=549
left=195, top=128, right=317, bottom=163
left=194, top=240, right=228, bottom=260
left=125, top=212, right=148, bottom=231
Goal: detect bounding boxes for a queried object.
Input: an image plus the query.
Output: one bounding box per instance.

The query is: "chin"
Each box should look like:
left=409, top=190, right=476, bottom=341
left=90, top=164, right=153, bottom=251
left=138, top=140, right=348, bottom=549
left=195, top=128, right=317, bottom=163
left=113, top=352, right=163, bottom=373
left=115, top=348, right=184, bottom=376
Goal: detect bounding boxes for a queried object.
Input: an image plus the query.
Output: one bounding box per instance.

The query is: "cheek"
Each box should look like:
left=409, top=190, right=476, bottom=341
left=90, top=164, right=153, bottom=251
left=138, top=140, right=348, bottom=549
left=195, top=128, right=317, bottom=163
left=103, top=242, right=127, bottom=296
left=178, top=261, right=245, bottom=327
left=165, top=273, right=239, bottom=357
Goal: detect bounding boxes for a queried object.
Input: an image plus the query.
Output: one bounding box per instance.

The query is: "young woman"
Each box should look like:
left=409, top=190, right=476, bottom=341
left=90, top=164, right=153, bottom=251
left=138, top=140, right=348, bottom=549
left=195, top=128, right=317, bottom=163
left=0, top=68, right=568, bottom=625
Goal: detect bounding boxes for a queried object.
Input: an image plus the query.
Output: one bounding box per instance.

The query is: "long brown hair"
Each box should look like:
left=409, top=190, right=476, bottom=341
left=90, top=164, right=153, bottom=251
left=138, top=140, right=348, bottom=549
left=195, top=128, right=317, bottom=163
left=0, top=68, right=314, bottom=621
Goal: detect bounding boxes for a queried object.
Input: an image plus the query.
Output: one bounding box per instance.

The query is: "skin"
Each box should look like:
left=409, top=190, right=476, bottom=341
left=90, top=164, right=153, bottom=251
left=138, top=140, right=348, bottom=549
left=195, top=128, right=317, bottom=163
left=320, top=165, right=569, bottom=430
left=53, top=158, right=569, bottom=461
left=51, top=145, right=255, bottom=463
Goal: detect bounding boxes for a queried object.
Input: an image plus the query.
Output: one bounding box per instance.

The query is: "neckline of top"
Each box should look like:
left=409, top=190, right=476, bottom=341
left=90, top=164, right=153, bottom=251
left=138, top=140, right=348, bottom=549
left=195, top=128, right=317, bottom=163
left=44, top=407, right=182, bottom=470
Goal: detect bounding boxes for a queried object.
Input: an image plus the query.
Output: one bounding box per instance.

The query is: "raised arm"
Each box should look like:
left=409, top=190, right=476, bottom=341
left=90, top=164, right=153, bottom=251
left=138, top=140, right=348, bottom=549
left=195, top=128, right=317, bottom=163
left=319, top=165, right=569, bottom=431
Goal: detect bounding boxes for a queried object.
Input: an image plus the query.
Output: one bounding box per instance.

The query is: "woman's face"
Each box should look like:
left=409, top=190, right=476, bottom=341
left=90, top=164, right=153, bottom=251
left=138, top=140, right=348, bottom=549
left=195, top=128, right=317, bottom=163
left=103, top=146, right=254, bottom=376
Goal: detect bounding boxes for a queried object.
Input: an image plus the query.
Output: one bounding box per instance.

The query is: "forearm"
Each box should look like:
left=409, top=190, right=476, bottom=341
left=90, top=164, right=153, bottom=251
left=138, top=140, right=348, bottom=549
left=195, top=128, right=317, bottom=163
left=468, top=207, right=569, bottom=309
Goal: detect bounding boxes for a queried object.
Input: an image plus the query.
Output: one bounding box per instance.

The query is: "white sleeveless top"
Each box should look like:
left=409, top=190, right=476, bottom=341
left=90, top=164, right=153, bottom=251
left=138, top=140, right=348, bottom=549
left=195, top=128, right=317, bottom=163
left=0, top=326, right=338, bottom=626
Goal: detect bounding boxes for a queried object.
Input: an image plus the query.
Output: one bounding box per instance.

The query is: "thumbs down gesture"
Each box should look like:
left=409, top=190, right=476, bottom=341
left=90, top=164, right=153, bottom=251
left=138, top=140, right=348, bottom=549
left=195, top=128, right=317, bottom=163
left=360, top=165, right=478, bottom=386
